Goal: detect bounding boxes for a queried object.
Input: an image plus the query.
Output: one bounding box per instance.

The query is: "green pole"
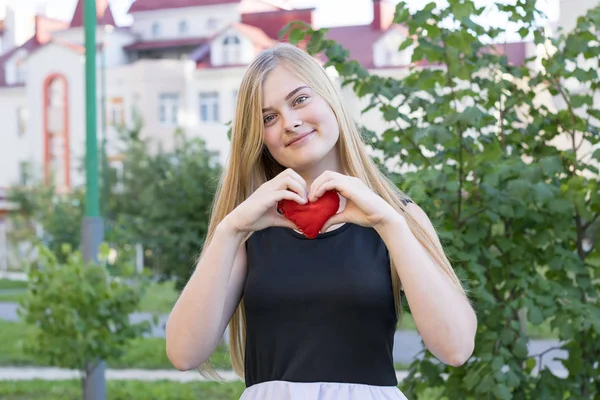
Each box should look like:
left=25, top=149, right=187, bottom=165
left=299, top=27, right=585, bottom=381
left=85, top=0, right=99, bottom=218
left=100, top=44, right=109, bottom=217
left=82, top=0, right=106, bottom=398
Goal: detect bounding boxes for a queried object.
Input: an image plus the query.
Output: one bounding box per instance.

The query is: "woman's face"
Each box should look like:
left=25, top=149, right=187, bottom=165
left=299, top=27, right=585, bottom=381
left=261, top=65, right=340, bottom=174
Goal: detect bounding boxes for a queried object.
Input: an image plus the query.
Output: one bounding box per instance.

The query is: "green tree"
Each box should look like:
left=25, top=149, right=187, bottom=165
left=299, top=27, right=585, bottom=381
left=8, top=116, right=222, bottom=291
left=18, top=244, right=151, bottom=400
left=283, top=1, right=599, bottom=398
left=106, top=124, right=222, bottom=290
left=7, top=184, right=85, bottom=265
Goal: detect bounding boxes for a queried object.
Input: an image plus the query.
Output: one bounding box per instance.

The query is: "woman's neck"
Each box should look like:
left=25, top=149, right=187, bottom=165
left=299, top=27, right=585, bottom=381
left=298, top=153, right=343, bottom=190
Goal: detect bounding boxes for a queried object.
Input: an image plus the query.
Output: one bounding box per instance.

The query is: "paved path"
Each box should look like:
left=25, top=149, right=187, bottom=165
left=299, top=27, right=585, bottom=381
left=0, top=367, right=412, bottom=382
left=0, top=272, right=27, bottom=281
left=0, top=301, right=568, bottom=375
left=0, top=367, right=242, bottom=382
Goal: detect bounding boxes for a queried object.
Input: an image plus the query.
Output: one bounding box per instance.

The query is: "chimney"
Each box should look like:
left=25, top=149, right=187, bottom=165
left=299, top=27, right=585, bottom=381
left=372, top=0, right=394, bottom=30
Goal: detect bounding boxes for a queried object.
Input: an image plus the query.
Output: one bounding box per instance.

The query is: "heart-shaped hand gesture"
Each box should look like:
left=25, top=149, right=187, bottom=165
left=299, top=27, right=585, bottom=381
left=307, top=170, right=399, bottom=233
left=277, top=190, right=340, bottom=238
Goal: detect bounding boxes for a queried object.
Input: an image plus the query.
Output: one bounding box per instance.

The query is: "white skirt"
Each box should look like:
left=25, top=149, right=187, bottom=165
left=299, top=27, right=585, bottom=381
left=239, top=380, right=408, bottom=400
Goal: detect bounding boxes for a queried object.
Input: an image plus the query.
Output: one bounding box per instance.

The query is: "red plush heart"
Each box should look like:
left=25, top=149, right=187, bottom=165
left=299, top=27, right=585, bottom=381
left=277, top=190, right=340, bottom=239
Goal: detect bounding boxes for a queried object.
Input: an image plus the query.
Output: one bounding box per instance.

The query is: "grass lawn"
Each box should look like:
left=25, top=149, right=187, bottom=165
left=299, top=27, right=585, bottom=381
left=0, top=380, right=442, bottom=400
left=0, top=279, right=179, bottom=314
left=0, top=379, right=247, bottom=400
left=0, top=320, right=232, bottom=370
left=0, top=280, right=28, bottom=290
left=398, top=311, right=559, bottom=339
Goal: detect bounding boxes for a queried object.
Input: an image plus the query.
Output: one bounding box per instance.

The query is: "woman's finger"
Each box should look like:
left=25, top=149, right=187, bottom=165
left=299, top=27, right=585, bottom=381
left=273, top=189, right=307, bottom=205
left=308, top=171, right=336, bottom=200
left=270, top=211, right=300, bottom=229
left=321, top=210, right=347, bottom=233
left=311, top=178, right=345, bottom=201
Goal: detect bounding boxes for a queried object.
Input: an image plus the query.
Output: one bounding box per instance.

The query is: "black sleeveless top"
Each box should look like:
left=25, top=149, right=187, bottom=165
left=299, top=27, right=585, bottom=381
left=243, top=221, right=399, bottom=388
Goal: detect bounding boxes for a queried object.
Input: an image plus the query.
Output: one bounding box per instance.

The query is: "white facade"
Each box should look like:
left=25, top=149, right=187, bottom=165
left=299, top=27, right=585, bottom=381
left=24, top=43, right=86, bottom=190
left=0, top=4, right=36, bottom=54
left=129, top=4, right=240, bottom=41
left=211, top=27, right=256, bottom=67
left=0, top=0, right=597, bottom=194
left=0, top=86, right=28, bottom=185
left=557, top=0, right=599, bottom=33
left=373, top=29, right=413, bottom=69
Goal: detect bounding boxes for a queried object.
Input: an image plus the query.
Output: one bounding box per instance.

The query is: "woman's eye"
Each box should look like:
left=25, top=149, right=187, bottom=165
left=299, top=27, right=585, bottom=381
left=294, top=96, right=308, bottom=105
left=264, top=115, right=275, bottom=124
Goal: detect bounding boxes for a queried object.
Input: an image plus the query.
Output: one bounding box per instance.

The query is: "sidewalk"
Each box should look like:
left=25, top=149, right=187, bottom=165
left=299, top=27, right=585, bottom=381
left=0, top=367, right=410, bottom=382
left=0, top=272, right=27, bottom=281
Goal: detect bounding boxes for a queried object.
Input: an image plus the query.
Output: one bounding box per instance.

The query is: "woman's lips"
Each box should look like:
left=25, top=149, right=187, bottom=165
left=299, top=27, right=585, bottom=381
left=286, top=130, right=315, bottom=146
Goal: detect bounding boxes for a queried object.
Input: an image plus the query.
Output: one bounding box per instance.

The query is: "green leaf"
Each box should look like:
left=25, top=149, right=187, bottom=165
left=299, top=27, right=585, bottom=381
left=518, top=27, right=530, bottom=38
left=528, top=306, right=544, bottom=325
left=493, top=383, right=512, bottom=400
left=451, top=1, right=475, bottom=19
left=513, top=338, right=529, bottom=359
left=398, top=38, right=413, bottom=52
left=289, top=28, right=307, bottom=44
left=533, top=182, right=555, bottom=203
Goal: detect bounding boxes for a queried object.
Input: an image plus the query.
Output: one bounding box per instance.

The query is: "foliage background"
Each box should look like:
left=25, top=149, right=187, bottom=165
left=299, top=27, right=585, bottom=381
left=283, top=0, right=600, bottom=398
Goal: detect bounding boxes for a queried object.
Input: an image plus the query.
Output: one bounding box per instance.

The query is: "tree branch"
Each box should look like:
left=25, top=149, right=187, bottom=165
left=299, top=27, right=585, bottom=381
left=460, top=207, right=488, bottom=226
left=582, top=212, right=600, bottom=231
left=441, top=35, right=465, bottom=228
left=529, top=345, right=563, bottom=360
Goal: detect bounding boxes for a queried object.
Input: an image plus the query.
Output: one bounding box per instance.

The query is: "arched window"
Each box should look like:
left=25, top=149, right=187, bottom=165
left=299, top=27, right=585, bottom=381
left=43, top=74, right=70, bottom=190
left=222, top=35, right=241, bottom=65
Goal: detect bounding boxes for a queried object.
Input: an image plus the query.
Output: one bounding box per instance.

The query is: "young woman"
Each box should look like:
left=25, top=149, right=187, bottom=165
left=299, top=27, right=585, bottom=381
left=165, top=42, right=477, bottom=399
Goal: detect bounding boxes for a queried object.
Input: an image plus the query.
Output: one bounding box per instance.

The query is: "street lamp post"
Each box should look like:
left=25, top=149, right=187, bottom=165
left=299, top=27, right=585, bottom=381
left=82, top=0, right=106, bottom=398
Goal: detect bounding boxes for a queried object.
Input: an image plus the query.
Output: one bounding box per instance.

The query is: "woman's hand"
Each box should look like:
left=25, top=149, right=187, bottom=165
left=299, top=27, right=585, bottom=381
left=308, top=170, right=400, bottom=232
left=224, top=169, right=308, bottom=234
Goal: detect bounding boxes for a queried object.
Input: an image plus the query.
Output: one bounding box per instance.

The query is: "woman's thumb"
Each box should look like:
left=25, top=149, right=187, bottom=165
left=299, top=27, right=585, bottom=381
left=321, top=212, right=345, bottom=233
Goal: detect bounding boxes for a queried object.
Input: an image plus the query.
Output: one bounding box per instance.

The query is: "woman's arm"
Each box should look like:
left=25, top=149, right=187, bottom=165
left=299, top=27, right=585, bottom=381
left=165, top=218, right=247, bottom=371
left=375, top=203, right=477, bottom=367
left=307, top=170, right=477, bottom=366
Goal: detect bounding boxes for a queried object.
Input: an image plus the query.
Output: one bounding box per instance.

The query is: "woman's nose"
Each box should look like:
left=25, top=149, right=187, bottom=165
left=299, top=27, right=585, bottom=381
left=283, top=111, right=303, bottom=133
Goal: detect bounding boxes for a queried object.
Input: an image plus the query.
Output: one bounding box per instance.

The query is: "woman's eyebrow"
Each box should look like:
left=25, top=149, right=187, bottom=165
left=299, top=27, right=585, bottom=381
left=262, top=85, right=309, bottom=113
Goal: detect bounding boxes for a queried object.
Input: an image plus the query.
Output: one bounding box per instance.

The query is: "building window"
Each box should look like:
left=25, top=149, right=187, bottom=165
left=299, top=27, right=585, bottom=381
left=179, top=20, right=188, bottom=34
left=16, top=106, right=28, bottom=136
left=159, top=93, right=180, bottom=125
left=151, top=22, right=161, bottom=38
left=108, top=97, right=125, bottom=127
left=15, top=62, right=26, bottom=83
left=222, top=35, right=241, bottom=65
left=19, top=162, right=30, bottom=185
left=199, top=92, right=219, bottom=122
left=207, top=18, right=218, bottom=30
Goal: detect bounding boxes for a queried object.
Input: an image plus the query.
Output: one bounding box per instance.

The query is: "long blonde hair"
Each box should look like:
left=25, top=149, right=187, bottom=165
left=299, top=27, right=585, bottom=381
left=200, top=42, right=465, bottom=379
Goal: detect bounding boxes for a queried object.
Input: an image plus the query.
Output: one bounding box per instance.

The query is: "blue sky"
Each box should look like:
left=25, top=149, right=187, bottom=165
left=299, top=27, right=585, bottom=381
left=10, top=0, right=559, bottom=33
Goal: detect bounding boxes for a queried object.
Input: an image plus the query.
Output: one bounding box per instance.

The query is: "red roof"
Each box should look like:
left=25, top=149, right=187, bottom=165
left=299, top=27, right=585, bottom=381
left=70, top=0, right=115, bottom=28
left=241, top=7, right=314, bottom=40
left=124, top=37, right=209, bottom=51
left=128, top=0, right=240, bottom=13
